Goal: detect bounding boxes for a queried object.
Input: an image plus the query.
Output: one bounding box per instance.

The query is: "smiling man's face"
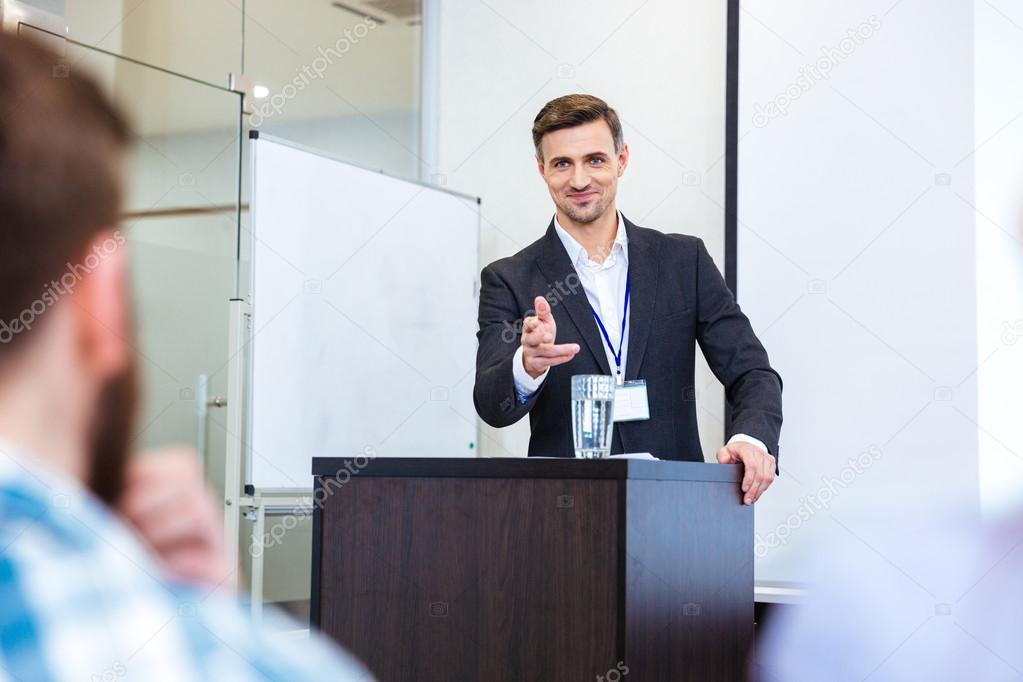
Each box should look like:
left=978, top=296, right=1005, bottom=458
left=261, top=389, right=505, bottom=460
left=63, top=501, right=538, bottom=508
left=537, top=119, right=629, bottom=225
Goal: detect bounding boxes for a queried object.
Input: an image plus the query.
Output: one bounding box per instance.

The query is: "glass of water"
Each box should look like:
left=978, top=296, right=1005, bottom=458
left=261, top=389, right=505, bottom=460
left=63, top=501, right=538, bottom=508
left=571, top=375, right=616, bottom=459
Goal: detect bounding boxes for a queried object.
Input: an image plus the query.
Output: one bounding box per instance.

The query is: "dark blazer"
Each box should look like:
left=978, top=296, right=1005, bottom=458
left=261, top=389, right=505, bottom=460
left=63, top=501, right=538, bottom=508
left=473, top=215, right=783, bottom=461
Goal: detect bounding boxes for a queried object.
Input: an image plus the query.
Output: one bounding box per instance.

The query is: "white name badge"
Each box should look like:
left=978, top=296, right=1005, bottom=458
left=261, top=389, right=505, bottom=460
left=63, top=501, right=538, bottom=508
left=613, top=380, right=650, bottom=422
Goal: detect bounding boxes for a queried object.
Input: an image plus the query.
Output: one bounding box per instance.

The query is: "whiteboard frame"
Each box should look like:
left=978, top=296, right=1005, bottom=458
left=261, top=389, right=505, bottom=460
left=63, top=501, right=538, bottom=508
left=244, top=132, right=482, bottom=492
left=249, top=132, right=479, bottom=202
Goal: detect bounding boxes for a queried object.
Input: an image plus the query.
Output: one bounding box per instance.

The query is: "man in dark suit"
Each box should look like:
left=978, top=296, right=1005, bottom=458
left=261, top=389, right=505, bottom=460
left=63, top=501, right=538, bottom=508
left=473, top=94, right=783, bottom=504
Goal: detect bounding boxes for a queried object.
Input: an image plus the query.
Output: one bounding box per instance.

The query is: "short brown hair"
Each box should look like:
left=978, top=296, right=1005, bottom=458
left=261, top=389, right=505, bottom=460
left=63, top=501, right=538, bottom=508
left=0, top=33, right=130, bottom=357
left=532, top=94, right=623, bottom=162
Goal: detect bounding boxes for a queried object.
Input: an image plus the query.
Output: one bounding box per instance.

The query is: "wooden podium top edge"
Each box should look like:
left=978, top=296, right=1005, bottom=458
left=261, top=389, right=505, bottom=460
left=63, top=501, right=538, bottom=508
left=311, top=457, right=743, bottom=483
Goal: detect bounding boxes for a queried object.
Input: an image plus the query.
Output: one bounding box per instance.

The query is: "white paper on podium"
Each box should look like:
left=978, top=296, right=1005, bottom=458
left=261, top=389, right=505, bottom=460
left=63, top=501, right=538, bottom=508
left=496, top=453, right=659, bottom=460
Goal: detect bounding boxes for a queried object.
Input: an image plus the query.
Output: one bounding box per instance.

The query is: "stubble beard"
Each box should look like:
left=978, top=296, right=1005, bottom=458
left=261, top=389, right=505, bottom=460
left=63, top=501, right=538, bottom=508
left=560, top=191, right=611, bottom=225
left=87, top=354, right=139, bottom=506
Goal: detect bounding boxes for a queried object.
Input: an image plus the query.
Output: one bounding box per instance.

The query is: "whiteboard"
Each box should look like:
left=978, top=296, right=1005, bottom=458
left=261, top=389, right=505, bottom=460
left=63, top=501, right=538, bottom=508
left=247, top=134, right=480, bottom=490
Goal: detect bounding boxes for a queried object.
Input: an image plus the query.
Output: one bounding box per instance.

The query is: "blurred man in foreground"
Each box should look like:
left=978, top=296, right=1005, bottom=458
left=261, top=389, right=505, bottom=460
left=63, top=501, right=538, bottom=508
left=0, top=33, right=370, bottom=680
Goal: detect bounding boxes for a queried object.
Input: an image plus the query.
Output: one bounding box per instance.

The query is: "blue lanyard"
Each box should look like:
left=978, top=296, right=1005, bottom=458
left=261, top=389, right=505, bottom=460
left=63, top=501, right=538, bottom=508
left=590, top=274, right=630, bottom=384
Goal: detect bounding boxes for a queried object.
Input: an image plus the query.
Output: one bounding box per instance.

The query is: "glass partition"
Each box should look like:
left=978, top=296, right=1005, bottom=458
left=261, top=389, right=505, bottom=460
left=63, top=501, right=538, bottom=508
left=25, top=0, right=424, bottom=616
left=65, top=40, right=243, bottom=498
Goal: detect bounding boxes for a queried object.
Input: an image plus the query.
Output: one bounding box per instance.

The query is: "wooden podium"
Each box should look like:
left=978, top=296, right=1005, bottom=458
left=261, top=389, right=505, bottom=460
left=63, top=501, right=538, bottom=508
left=311, top=458, right=753, bottom=681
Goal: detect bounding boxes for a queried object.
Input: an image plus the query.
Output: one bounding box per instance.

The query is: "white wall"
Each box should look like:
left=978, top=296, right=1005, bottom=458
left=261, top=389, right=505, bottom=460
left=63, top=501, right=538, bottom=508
left=434, top=0, right=730, bottom=459
left=738, top=0, right=984, bottom=585
left=974, top=1, right=1023, bottom=518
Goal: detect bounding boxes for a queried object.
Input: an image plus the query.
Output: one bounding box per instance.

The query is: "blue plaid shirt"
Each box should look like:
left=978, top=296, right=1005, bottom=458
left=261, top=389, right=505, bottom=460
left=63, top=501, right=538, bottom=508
left=0, top=443, right=372, bottom=682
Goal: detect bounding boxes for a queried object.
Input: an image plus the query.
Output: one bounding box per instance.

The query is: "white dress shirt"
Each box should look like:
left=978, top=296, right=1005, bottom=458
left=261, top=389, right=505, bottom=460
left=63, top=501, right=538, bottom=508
left=513, top=211, right=630, bottom=390
left=512, top=211, right=767, bottom=455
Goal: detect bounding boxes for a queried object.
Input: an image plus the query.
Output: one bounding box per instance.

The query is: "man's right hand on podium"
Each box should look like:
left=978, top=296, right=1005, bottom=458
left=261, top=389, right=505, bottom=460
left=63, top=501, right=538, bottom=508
left=520, top=296, right=580, bottom=379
